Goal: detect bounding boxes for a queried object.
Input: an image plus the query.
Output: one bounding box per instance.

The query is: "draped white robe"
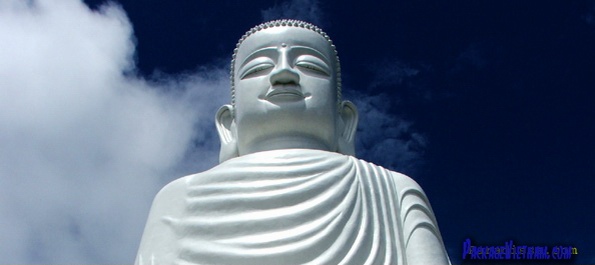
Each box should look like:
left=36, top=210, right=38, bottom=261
left=135, top=149, right=450, bottom=265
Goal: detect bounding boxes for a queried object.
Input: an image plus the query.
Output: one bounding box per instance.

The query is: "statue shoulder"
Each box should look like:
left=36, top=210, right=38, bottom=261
left=352, top=158, right=430, bottom=201
left=147, top=170, right=214, bottom=217
left=135, top=173, right=204, bottom=265
left=155, top=165, right=221, bottom=194
left=153, top=175, right=191, bottom=201
left=386, top=170, right=429, bottom=198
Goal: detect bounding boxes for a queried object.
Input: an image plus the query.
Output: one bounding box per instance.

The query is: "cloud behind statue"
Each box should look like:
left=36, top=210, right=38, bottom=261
left=0, top=0, right=227, bottom=262
left=0, top=0, right=423, bottom=263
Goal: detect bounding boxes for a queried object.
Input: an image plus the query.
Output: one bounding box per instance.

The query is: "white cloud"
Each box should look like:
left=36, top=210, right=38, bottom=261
left=0, top=0, right=227, bottom=263
left=0, top=0, right=428, bottom=263
left=261, top=0, right=324, bottom=26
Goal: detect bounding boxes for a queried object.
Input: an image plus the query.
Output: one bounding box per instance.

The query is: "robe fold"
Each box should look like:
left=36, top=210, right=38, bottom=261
left=135, top=149, right=449, bottom=265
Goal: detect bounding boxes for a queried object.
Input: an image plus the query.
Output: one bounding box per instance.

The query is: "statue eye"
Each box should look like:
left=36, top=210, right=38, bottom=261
left=240, top=63, right=274, bottom=79
left=295, top=57, right=330, bottom=76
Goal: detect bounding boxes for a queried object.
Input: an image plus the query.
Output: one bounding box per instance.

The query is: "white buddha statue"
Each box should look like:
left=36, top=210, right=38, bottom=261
left=135, top=19, right=451, bottom=265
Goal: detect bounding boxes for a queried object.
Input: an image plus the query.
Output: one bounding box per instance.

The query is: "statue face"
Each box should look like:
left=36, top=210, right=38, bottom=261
left=232, top=26, right=340, bottom=155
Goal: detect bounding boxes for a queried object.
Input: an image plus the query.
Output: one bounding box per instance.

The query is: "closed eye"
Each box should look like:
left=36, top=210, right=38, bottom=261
left=295, top=56, right=330, bottom=76
left=239, top=56, right=275, bottom=79
left=240, top=63, right=274, bottom=79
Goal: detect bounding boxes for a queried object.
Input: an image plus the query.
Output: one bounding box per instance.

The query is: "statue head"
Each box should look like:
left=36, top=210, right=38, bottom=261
left=216, top=19, right=358, bottom=163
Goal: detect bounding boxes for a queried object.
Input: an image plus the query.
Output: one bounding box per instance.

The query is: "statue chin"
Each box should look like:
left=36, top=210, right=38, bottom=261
left=216, top=100, right=358, bottom=162
left=221, top=120, right=355, bottom=161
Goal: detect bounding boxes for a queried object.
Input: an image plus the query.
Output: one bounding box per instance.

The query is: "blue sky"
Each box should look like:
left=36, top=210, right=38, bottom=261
left=1, top=0, right=593, bottom=264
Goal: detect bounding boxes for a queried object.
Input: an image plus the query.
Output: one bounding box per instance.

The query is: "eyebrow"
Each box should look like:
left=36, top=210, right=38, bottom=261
left=239, top=45, right=331, bottom=69
left=240, top=47, right=277, bottom=69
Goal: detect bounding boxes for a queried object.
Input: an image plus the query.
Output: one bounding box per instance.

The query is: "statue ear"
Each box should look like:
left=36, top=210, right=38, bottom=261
left=337, top=100, right=358, bottom=156
left=215, top=104, right=239, bottom=163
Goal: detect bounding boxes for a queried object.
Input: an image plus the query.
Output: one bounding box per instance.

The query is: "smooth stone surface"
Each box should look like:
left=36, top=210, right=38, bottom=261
left=136, top=149, right=450, bottom=265
left=135, top=19, right=450, bottom=265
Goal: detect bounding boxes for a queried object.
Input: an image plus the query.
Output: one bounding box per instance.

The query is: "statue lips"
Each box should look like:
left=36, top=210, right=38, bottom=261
left=265, top=85, right=304, bottom=102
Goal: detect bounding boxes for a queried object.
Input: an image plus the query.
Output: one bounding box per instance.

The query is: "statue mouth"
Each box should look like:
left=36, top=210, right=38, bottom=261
left=266, top=85, right=304, bottom=101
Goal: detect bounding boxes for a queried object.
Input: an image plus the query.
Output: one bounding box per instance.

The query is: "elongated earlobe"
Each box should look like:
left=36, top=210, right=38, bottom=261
left=337, top=100, right=358, bottom=156
left=216, top=105, right=239, bottom=163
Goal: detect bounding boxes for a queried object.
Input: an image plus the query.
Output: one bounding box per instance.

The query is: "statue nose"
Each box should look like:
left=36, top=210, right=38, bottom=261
left=269, top=53, right=300, bottom=85
left=270, top=67, right=300, bottom=85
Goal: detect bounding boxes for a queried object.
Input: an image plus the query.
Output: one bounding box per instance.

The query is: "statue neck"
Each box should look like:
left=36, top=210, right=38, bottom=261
left=238, top=136, right=335, bottom=156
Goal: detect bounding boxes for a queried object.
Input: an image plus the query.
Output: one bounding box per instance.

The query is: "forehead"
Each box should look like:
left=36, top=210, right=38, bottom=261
left=236, top=27, right=334, bottom=64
